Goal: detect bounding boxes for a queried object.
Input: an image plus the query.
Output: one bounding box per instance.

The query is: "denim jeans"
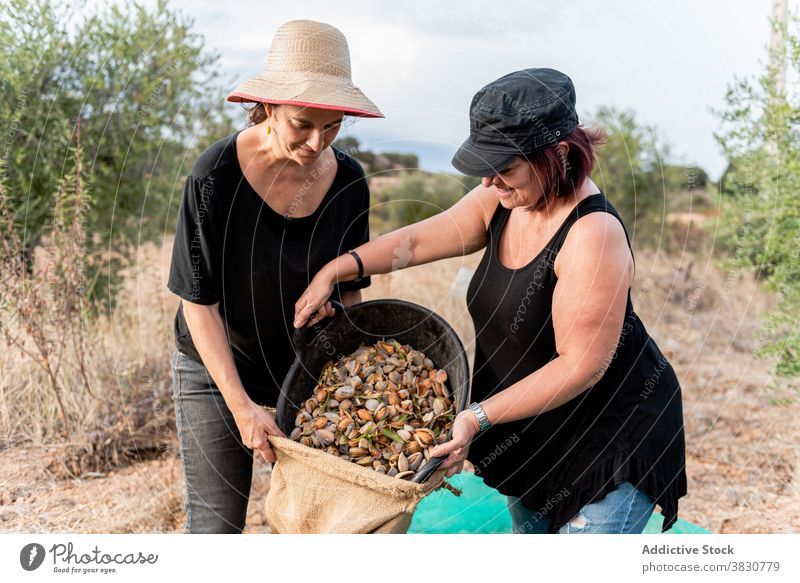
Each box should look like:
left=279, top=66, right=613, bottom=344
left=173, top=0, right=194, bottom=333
left=171, top=349, right=254, bottom=533
left=507, top=481, right=656, bottom=534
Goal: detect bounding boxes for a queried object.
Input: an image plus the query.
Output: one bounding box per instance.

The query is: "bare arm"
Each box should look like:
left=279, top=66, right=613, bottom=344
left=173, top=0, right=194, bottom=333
left=181, top=299, right=285, bottom=461
left=295, top=185, right=498, bottom=326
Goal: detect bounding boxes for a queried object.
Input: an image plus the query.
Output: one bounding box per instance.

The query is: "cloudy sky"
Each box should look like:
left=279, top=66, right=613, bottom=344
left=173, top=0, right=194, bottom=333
left=144, top=0, right=775, bottom=179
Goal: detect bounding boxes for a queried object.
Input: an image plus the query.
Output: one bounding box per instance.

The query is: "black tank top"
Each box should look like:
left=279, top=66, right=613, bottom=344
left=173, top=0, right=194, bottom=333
left=465, top=192, right=687, bottom=533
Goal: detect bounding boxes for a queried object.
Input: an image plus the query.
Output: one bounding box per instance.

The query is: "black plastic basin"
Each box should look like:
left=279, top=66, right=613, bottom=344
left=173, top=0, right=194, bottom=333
left=277, top=299, right=470, bottom=483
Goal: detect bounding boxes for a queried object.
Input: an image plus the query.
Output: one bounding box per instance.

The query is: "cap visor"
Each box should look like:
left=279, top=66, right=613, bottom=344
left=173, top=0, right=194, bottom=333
left=451, top=139, right=519, bottom=176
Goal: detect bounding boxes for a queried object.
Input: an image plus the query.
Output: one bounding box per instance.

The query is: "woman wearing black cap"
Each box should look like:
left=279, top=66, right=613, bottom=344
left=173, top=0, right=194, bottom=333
left=294, top=68, right=687, bottom=534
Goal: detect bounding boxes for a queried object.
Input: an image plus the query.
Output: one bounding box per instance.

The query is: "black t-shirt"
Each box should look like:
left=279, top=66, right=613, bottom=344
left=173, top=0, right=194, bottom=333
left=167, top=131, right=371, bottom=405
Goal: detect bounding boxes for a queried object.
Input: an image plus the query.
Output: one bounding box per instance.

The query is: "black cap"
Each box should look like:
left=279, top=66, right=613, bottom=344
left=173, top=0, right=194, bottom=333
left=452, top=68, right=579, bottom=177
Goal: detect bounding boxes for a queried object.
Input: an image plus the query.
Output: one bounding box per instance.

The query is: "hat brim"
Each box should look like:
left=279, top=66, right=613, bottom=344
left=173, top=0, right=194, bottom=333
left=226, top=72, right=384, bottom=118
left=451, top=137, right=521, bottom=177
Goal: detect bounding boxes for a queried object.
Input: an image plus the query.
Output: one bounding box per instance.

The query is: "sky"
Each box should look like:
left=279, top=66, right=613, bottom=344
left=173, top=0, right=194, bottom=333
left=142, top=0, right=776, bottom=179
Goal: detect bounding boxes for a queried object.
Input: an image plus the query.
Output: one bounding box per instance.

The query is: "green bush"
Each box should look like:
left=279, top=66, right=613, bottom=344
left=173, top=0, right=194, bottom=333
left=370, top=172, right=479, bottom=234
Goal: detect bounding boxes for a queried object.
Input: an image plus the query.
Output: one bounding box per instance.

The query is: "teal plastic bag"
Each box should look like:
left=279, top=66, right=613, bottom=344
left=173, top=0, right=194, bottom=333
left=409, top=474, right=708, bottom=534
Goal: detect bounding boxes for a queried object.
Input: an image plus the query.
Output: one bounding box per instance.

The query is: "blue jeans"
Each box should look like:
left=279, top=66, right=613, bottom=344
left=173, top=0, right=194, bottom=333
left=507, top=482, right=656, bottom=534
left=171, top=349, right=254, bottom=533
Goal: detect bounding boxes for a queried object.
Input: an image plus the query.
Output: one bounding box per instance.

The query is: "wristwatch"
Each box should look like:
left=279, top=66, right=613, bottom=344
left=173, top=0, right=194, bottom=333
left=467, top=402, right=492, bottom=432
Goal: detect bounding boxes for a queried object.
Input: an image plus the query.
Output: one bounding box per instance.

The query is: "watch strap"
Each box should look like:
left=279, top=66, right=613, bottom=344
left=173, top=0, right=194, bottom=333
left=468, top=402, right=491, bottom=432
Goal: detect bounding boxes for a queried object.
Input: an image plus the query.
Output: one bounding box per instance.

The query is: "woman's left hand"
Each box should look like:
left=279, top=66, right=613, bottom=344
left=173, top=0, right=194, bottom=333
left=429, top=410, right=480, bottom=477
left=294, top=268, right=337, bottom=328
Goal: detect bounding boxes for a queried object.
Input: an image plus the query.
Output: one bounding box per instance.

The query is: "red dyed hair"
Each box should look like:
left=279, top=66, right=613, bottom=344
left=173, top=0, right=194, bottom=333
left=523, top=125, right=607, bottom=209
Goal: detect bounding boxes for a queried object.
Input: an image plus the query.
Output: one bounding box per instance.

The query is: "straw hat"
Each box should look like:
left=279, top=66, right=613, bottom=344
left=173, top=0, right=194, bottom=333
left=227, top=20, right=383, bottom=118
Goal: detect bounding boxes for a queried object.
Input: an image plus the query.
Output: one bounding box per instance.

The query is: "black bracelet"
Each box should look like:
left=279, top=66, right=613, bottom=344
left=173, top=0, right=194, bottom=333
left=348, top=249, right=364, bottom=283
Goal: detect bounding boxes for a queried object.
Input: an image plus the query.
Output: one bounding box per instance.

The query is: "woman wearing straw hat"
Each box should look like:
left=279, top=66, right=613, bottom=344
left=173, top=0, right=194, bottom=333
left=167, top=20, right=382, bottom=533
left=295, top=68, right=687, bottom=534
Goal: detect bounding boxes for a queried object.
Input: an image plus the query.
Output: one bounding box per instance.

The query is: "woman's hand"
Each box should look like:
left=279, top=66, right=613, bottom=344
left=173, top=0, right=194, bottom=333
left=428, top=410, right=480, bottom=477
left=294, top=267, right=337, bottom=328
left=233, top=401, right=286, bottom=463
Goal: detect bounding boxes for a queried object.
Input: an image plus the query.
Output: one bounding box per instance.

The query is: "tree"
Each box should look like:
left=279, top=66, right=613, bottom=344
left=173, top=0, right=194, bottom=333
left=333, top=136, right=376, bottom=170
left=332, top=136, right=360, bottom=157
left=714, top=11, right=800, bottom=376
left=590, top=106, right=668, bottom=246
left=333, top=136, right=420, bottom=173
left=0, top=0, right=234, bottom=253
left=590, top=107, right=710, bottom=248
left=380, top=152, right=419, bottom=171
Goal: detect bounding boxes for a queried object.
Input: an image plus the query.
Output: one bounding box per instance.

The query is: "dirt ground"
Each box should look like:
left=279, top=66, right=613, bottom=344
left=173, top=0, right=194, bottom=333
left=1, top=249, right=798, bottom=534
left=631, top=250, right=800, bottom=533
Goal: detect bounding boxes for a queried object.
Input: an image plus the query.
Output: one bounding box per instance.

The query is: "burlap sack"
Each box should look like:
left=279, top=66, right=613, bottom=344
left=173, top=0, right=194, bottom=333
left=266, top=435, right=448, bottom=533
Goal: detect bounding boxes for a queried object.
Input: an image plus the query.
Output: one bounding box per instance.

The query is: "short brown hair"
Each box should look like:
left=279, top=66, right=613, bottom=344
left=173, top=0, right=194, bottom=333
left=244, top=102, right=268, bottom=126
left=524, top=125, right=606, bottom=209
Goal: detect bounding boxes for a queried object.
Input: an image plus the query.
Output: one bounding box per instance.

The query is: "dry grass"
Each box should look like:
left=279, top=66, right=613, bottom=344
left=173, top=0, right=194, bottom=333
left=0, top=238, right=179, bottom=469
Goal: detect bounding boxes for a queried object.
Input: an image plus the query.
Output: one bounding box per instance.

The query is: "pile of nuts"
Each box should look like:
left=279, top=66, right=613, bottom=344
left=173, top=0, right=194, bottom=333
left=290, top=339, right=455, bottom=480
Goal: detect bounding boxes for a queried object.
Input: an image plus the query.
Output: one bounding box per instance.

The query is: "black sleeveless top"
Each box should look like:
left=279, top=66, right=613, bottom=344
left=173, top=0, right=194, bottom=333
left=465, top=192, right=687, bottom=533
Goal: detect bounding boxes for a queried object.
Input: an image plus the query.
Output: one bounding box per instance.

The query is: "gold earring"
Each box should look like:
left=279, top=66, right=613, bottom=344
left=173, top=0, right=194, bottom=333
left=265, top=115, right=271, bottom=135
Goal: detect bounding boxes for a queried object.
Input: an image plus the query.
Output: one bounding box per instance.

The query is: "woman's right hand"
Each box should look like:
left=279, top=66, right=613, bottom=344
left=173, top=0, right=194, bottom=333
left=233, top=401, right=286, bottom=463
